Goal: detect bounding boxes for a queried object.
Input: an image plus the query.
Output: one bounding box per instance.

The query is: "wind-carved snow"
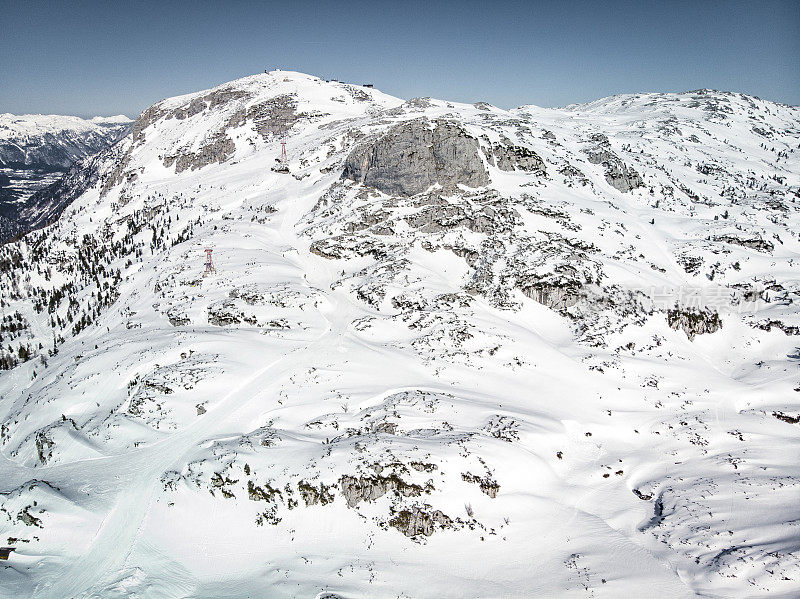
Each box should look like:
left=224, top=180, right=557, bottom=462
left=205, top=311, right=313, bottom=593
left=0, top=71, right=798, bottom=598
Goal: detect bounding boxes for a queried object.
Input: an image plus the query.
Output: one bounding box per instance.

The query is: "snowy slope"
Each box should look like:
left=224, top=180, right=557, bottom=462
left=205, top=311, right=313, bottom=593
left=0, top=113, right=129, bottom=136
left=0, top=71, right=798, bottom=598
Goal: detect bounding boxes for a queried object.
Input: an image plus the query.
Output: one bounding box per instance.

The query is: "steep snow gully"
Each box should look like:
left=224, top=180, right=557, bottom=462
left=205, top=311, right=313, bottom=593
left=0, top=71, right=799, bottom=598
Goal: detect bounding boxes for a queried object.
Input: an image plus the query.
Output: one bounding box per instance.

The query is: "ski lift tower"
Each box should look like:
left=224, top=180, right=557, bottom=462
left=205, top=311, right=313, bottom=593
left=272, top=133, right=290, bottom=173
left=203, top=248, right=215, bottom=276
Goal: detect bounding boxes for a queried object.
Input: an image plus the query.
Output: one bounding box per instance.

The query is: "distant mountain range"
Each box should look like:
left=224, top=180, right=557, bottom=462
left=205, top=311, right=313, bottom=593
left=0, top=113, right=131, bottom=241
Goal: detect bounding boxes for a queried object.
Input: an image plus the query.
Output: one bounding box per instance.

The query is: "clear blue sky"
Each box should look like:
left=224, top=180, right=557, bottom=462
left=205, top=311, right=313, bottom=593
left=1, top=0, right=798, bottom=118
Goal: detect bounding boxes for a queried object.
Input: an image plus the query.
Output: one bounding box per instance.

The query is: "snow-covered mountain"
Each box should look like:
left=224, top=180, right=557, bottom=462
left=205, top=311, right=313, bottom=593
left=0, top=113, right=131, bottom=170
left=0, top=71, right=798, bottom=598
left=0, top=113, right=131, bottom=242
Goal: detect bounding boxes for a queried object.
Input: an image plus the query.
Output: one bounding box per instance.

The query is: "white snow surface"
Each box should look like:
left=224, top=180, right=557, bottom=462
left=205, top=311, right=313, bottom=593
left=0, top=113, right=132, bottom=140
left=0, top=71, right=798, bottom=598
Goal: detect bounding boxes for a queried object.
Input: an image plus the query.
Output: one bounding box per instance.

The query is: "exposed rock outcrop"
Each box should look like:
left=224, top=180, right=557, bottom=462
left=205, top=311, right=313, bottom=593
left=243, top=95, right=300, bottom=139
left=298, top=481, right=335, bottom=506
left=163, top=133, right=236, bottom=173
left=518, top=279, right=583, bottom=311
left=339, top=473, right=426, bottom=508
left=602, top=159, right=643, bottom=193
left=132, top=105, right=167, bottom=143
left=584, top=134, right=643, bottom=192
left=461, top=472, right=500, bottom=498
left=247, top=480, right=282, bottom=502
left=17, top=506, right=42, bottom=527
left=489, top=142, right=546, bottom=175
left=389, top=505, right=453, bottom=537
left=169, top=88, right=251, bottom=121
left=667, top=308, right=722, bottom=340
left=713, top=234, right=774, bottom=253
left=35, top=431, right=55, bottom=465
left=341, top=119, right=489, bottom=196
left=404, top=197, right=518, bottom=235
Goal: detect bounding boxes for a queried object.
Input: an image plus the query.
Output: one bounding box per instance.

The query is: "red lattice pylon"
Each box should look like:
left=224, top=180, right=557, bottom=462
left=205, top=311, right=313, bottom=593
left=204, top=248, right=214, bottom=276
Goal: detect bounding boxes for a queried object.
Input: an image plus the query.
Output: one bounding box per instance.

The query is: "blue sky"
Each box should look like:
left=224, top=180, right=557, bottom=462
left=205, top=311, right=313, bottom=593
left=1, top=0, right=798, bottom=118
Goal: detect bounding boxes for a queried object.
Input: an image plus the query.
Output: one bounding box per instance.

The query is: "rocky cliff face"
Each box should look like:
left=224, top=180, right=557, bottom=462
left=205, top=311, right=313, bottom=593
left=584, top=133, right=644, bottom=192
left=0, top=72, right=798, bottom=598
left=341, top=118, right=489, bottom=195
